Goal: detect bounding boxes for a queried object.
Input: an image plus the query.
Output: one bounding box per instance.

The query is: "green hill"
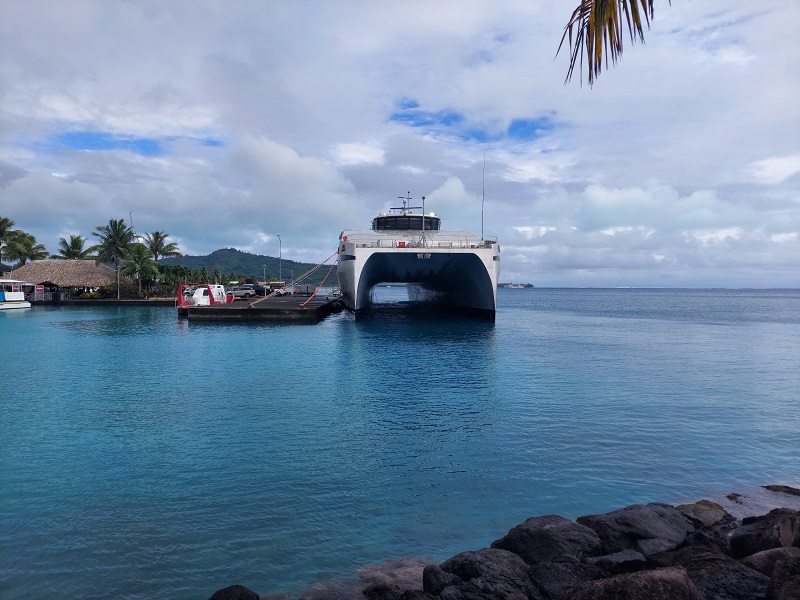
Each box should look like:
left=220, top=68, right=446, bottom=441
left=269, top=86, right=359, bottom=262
left=160, top=248, right=337, bottom=286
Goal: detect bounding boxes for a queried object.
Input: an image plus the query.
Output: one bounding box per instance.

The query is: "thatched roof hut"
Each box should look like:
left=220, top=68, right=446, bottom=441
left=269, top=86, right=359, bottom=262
left=9, top=259, right=130, bottom=288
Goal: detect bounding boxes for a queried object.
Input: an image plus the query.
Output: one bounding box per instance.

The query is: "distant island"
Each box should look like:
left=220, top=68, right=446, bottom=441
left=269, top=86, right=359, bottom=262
left=161, top=247, right=335, bottom=286
left=498, top=282, right=534, bottom=288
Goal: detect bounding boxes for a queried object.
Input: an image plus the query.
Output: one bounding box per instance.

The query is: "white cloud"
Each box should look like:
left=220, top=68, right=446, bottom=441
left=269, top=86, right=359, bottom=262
left=748, top=154, right=800, bottom=184
left=332, top=143, right=385, bottom=166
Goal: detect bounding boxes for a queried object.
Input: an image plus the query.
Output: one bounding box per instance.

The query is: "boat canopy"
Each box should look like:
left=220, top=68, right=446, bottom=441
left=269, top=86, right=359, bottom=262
left=371, top=214, right=440, bottom=232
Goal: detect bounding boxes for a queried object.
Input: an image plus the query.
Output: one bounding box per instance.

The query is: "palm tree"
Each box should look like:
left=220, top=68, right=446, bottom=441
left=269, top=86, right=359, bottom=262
left=559, top=0, right=666, bottom=85
left=5, top=231, right=48, bottom=268
left=52, top=234, right=93, bottom=260
left=0, top=215, right=15, bottom=268
left=143, top=231, right=182, bottom=263
left=90, top=218, right=135, bottom=299
left=122, top=243, right=158, bottom=297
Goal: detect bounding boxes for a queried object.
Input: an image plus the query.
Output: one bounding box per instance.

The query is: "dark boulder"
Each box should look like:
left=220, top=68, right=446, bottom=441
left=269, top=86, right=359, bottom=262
left=681, top=518, right=739, bottom=555
left=207, top=584, right=260, bottom=600
left=764, top=485, right=800, bottom=497
left=400, top=592, right=437, bottom=600
left=576, top=503, right=696, bottom=556
left=363, top=582, right=403, bottom=600
left=730, top=508, right=800, bottom=559
left=436, top=548, right=544, bottom=600
left=741, top=547, right=800, bottom=576
left=680, top=551, right=770, bottom=600
left=569, top=566, right=700, bottom=600
left=586, top=549, right=647, bottom=574
left=677, top=499, right=734, bottom=528
left=526, top=556, right=607, bottom=600
left=422, top=565, right=462, bottom=595
left=768, top=554, right=800, bottom=600
left=490, top=514, right=601, bottom=565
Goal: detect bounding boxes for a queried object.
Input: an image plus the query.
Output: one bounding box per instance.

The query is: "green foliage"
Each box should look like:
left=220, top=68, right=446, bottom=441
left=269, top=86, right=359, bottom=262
left=122, top=243, right=159, bottom=296
left=4, top=230, right=48, bottom=267
left=79, top=291, right=102, bottom=299
left=90, top=219, right=135, bottom=267
left=143, top=231, right=182, bottom=263
left=53, top=234, right=93, bottom=259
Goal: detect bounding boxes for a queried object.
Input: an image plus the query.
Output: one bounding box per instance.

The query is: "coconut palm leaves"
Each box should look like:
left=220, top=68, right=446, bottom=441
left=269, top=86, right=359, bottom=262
left=558, top=0, right=667, bottom=85
left=122, top=243, right=159, bottom=296
left=90, top=218, right=135, bottom=299
left=0, top=215, right=15, bottom=268
left=90, top=219, right=135, bottom=267
left=4, top=231, right=48, bottom=268
left=143, top=231, right=182, bottom=263
left=53, top=234, right=93, bottom=260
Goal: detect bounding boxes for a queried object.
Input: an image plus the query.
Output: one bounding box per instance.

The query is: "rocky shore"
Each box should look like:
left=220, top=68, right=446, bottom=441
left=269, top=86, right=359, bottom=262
left=209, top=484, right=800, bottom=600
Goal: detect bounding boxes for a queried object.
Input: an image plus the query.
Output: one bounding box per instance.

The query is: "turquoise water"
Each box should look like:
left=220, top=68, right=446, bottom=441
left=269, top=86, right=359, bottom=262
left=1, top=288, right=799, bottom=599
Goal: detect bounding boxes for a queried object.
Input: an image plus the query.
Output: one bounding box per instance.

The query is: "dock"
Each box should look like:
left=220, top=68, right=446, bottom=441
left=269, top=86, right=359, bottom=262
left=185, top=294, right=344, bottom=322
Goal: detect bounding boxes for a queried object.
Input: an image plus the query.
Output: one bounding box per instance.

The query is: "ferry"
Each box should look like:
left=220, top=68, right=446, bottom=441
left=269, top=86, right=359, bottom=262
left=0, top=279, right=32, bottom=310
left=337, top=194, right=500, bottom=320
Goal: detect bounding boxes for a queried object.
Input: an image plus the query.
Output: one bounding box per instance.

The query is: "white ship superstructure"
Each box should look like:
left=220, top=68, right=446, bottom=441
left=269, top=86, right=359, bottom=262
left=337, top=195, right=500, bottom=319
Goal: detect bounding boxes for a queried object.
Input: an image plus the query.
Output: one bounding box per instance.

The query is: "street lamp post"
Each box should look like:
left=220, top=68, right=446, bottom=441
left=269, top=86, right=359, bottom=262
left=263, top=264, right=267, bottom=297
left=277, top=234, right=282, bottom=284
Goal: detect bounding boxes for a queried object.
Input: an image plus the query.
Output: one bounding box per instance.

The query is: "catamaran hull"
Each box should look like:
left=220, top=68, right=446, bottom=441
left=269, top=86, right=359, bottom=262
left=337, top=244, right=499, bottom=320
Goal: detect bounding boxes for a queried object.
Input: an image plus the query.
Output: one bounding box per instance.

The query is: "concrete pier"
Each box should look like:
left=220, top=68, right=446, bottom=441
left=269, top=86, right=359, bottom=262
left=185, top=294, right=344, bottom=322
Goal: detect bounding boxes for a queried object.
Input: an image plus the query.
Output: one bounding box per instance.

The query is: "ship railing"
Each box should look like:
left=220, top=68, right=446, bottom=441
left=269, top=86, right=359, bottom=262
left=345, top=234, right=497, bottom=250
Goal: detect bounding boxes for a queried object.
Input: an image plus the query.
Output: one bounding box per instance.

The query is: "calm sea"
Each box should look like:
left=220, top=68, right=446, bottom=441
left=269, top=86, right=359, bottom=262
left=1, top=288, right=799, bottom=599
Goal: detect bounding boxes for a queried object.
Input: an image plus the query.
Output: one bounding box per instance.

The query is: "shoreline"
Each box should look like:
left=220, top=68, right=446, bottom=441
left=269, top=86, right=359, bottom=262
left=209, top=483, right=800, bottom=600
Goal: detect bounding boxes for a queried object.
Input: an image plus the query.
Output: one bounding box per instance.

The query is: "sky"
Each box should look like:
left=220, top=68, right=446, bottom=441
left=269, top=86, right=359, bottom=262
left=1, top=0, right=798, bottom=287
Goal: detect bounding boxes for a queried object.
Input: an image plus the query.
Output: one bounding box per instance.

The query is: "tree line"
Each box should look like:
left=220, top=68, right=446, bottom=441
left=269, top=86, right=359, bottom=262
left=1, top=215, right=189, bottom=297
left=1, top=215, right=294, bottom=297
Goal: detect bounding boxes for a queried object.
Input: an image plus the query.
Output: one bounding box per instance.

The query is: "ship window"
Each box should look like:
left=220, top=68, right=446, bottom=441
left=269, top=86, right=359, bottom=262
left=423, top=217, right=440, bottom=230
left=397, top=217, right=410, bottom=229
left=382, top=217, right=397, bottom=230
left=409, top=216, right=422, bottom=229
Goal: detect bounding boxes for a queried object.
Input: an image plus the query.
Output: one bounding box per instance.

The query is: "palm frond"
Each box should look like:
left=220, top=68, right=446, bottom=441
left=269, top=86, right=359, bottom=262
left=557, top=0, right=666, bottom=86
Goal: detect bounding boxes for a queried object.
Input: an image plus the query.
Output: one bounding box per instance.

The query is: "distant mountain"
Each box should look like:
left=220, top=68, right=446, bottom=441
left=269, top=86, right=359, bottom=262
left=160, top=248, right=337, bottom=286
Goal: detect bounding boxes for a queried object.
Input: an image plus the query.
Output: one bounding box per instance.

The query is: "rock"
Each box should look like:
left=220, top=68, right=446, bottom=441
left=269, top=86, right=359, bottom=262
left=648, top=545, right=715, bottom=569
left=569, top=566, right=700, bottom=600
left=677, top=499, right=734, bottom=528
left=526, top=557, right=607, bottom=600
left=681, top=518, right=739, bottom=554
left=490, top=514, right=601, bottom=564
left=741, top=547, right=800, bottom=576
left=207, top=584, right=260, bottom=600
left=680, top=551, right=770, bottom=600
left=436, top=548, right=544, bottom=600
left=422, top=565, right=462, bottom=595
left=358, top=557, right=434, bottom=591
left=730, top=508, right=800, bottom=559
left=576, top=503, right=696, bottom=556
left=400, top=592, right=437, bottom=600
left=768, top=554, right=800, bottom=600
left=765, top=485, right=800, bottom=497
left=586, top=549, right=647, bottom=574
left=363, top=582, right=404, bottom=600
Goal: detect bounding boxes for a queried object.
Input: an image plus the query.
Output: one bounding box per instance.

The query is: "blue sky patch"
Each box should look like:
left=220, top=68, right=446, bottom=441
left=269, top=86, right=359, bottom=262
left=507, top=117, right=555, bottom=141
left=44, top=131, right=225, bottom=156
left=390, top=99, right=556, bottom=143
left=51, top=131, right=164, bottom=156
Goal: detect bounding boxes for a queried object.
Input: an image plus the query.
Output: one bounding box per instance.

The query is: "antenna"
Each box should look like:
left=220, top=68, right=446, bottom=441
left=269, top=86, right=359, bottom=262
left=481, top=140, right=486, bottom=240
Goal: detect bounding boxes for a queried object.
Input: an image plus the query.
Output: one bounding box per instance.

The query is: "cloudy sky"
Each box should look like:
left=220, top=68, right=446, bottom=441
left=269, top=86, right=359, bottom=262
left=1, top=0, right=798, bottom=287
